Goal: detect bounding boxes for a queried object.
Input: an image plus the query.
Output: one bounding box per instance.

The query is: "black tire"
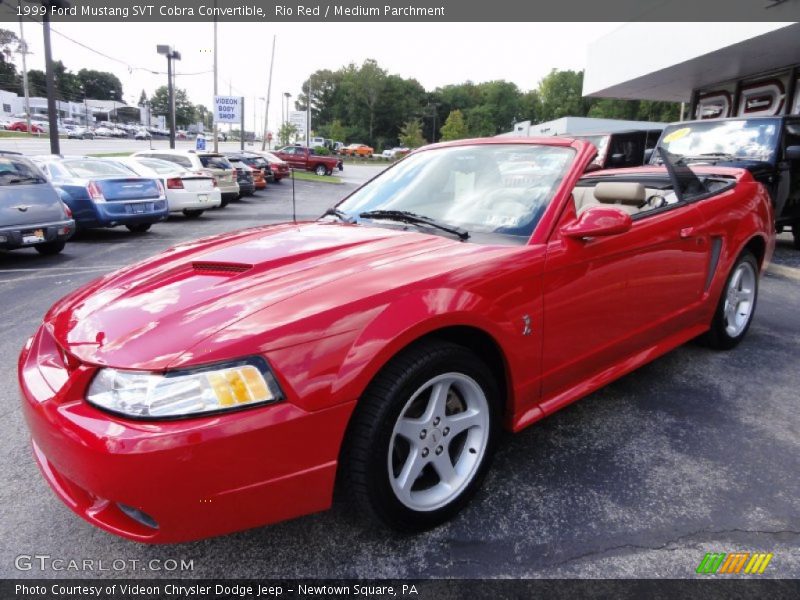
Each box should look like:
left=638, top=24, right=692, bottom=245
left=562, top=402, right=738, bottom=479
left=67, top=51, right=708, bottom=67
left=125, top=223, right=151, bottom=233
left=182, top=209, right=204, bottom=218
left=34, top=241, right=65, bottom=255
left=314, top=164, right=327, bottom=176
left=792, top=223, right=800, bottom=251
left=342, top=340, right=500, bottom=532
left=220, top=198, right=230, bottom=207
left=703, top=250, right=759, bottom=350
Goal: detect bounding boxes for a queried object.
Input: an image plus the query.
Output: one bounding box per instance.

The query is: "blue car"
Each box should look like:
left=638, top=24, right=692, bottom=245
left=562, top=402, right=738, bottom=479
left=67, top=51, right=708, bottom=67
left=0, top=151, right=75, bottom=255
left=34, top=157, right=168, bottom=233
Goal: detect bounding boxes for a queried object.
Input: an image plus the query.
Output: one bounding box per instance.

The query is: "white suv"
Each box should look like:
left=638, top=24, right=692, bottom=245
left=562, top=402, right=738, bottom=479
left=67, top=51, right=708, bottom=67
left=133, top=150, right=239, bottom=206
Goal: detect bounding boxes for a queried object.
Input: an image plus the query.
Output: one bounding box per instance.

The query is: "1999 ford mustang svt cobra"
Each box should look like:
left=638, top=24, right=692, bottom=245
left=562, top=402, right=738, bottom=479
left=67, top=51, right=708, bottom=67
left=19, top=138, right=775, bottom=542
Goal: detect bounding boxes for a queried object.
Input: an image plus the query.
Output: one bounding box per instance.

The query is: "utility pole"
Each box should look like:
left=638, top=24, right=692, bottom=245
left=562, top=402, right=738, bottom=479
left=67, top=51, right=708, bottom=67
left=306, top=83, right=311, bottom=148
left=262, top=35, right=275, bottom=151
left=42, top=6, right=60, bottom=154
left=17, top=3, right=31, bottom=135
left=212, top=0, right=218, bottom=152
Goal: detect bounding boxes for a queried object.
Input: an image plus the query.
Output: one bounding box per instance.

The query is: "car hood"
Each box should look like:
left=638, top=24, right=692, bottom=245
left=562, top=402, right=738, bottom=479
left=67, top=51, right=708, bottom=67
left=45, top=222, right=490, bottom=370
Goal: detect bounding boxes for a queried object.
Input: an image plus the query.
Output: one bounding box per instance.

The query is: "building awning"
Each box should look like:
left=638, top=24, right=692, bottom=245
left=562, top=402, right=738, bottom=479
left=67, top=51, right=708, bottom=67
left=583, top=22, right=800, bottom=102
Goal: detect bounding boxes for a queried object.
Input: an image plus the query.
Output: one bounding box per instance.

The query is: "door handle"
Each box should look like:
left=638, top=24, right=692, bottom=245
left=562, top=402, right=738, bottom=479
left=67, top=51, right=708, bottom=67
left=679, top=227, right=694, bottom=239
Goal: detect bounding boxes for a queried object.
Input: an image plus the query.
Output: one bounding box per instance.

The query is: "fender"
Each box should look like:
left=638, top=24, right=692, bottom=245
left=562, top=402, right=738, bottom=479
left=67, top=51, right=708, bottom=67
left=330, top=287, right=526, bottom=419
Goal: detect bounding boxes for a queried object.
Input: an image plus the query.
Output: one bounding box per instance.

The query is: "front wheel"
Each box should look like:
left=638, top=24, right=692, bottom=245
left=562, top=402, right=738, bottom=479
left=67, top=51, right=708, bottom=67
left=343, top=340, right=499, bottom=532
left=703, top=250, right=758, bottom=350
left=34, top=241, right=66, bottom=255
left=182, top=209, right=204, bottom=218
left=125, top=223, right=151, bottom=233
left=792, top=223, right=800, bottom=251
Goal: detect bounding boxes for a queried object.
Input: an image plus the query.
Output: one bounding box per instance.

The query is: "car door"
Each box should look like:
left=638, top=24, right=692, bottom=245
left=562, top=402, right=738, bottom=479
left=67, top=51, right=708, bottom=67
left=539, top=187, right=710, bottom=408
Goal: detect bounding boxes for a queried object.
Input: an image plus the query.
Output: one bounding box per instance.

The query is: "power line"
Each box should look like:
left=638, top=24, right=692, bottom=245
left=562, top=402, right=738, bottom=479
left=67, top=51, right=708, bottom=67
left=18, top=15, right=212, bottom=77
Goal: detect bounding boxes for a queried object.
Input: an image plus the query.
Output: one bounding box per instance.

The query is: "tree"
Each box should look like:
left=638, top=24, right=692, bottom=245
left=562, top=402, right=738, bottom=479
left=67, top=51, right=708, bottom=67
left=149, top=86, right=197, bottom=127
left=440, top=109, right=468, bottom=141
left=278, top=122, right=298, bottom=146
left=537, top=69, right=591, bottom=122
left=27, top=69, right=46, bottom=97
left=77, top=69, right=122, bottom=101
left=138, top=89, right=148, bottom=106
left=398, top=118, right=425, bottom=148
left=355, top=59, right=386, bottom=145
left=328, top=119, right=347, bottom=142
left=0, top=29, right=22, bottom=95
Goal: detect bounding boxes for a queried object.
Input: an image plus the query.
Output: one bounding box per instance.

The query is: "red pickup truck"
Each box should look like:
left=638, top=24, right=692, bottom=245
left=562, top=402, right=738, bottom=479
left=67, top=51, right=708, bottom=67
left=273, top=146, right=343, bottom=176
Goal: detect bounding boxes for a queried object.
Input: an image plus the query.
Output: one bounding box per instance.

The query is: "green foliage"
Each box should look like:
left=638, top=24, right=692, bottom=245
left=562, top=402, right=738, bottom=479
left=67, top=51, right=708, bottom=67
left=0, top=29, right=21, bottom=95
left=399, top=118, right=425, bottom=149
left=149, top=86, right=197, bottom=127
left=440, top=109, right=469, bottom=141
left=313, top=146, right=331, bottom=155
left=537, top=69, right=591, bottom=122
left=278, top=122, right=298, bottom=146
left=77, top=69, right=123, bottom=101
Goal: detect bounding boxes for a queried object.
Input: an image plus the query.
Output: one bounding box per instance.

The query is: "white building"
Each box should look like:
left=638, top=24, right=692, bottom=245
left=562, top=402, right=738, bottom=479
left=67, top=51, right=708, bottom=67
left=0, top=89, right=150, bottom=125
left=583, top=20, right=800, bottom=119
left=499, top=116, right=666, bottom=138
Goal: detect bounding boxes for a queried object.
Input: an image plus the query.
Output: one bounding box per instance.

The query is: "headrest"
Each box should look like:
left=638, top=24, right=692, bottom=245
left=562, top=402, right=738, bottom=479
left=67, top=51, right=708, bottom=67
left=594, top=182, right=645, bottom=206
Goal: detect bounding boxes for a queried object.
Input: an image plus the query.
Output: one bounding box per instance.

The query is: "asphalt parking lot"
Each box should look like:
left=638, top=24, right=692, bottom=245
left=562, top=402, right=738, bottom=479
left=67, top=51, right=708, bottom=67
left=0, top=175, right=798, bottom=579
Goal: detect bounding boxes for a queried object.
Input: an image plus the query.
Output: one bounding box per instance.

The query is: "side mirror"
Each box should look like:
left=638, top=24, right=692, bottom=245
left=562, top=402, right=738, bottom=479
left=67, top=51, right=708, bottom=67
left=785, top=145, right=800, bottom=161
left=644, top=148, right=654, bottom=163
left=561, top=206, right=632, bottom=240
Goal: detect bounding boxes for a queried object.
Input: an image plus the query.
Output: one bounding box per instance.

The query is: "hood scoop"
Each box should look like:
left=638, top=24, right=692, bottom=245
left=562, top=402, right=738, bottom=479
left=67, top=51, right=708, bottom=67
left=191, top=261, right=253, bottom=275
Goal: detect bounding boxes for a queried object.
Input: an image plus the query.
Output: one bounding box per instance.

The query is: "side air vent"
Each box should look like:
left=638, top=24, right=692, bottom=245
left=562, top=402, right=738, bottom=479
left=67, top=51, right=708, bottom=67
left=191, top=261, right=252, bottom=274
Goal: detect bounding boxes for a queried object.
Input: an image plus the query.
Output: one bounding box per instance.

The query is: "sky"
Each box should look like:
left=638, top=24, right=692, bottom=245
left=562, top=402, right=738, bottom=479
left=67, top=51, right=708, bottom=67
left=6, top=21, right=623, bottom=133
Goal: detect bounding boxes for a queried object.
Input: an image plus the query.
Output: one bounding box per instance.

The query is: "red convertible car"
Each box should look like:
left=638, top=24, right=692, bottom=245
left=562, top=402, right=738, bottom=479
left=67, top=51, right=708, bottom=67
left=19, top=137, right=774, bottom=543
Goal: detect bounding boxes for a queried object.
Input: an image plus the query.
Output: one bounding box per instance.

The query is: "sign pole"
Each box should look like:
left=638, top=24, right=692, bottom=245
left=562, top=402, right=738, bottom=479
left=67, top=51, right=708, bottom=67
left=240, top=96, right=245, bottom=151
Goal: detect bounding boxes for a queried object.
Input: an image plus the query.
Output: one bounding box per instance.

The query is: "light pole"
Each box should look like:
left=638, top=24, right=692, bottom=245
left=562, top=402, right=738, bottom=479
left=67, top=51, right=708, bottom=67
left=156, top=44, right=181, bottom=149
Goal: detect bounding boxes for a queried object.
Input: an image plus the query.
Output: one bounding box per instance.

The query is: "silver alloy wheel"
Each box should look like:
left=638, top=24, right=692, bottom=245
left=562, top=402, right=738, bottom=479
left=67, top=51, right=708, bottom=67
left=723, top=260, right=756, bottom=337
left=387, top=372, right=490, bottom=512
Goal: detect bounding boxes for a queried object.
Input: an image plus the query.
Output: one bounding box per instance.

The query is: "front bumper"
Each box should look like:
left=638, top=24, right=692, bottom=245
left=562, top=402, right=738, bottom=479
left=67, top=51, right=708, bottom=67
left=18, top=326, right=353, bottom=543
left=0, top=219, right=75, bottom=250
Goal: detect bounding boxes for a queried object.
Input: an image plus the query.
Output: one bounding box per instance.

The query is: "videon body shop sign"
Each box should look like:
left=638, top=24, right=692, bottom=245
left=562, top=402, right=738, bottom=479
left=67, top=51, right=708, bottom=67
left=214, top=95, right=242, bottom=123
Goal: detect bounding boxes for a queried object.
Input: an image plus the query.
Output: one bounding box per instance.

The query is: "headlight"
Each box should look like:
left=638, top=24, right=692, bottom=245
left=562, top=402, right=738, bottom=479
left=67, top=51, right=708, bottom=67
left=86, top=357, right=284, bottom=419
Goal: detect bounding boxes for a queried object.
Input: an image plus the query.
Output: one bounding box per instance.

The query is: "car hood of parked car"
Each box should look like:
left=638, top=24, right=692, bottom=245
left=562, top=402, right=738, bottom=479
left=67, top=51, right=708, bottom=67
left=44, top=221, right=513, bottom=370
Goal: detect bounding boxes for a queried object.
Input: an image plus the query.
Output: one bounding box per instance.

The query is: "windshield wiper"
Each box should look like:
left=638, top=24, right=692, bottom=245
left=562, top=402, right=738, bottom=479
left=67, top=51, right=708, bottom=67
left=2, top=176, right=44, bottom=184
left=359, top=209, right=470, bottom=241
left=321, top=207, right=353, bottom=222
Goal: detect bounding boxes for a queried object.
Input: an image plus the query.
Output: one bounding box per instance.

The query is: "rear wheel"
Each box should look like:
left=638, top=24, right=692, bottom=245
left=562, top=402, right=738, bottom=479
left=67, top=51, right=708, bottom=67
left=34, top=241, right=65, bottom=255
left=182, top=209, right=204, bottom=218
left=342, top=340, right=499, bottom=532
left=703, top=251, right=758, bottom=350
left=792, top=223, right=800, bottom=250
left=125, top=223, right=151, bottom=233
left=314, top=164, right=327, bottom=176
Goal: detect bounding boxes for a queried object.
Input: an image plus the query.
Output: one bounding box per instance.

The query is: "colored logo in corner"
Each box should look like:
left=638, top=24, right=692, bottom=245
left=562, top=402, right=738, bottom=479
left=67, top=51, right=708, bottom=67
left=696, top=552, right=773, bottom=575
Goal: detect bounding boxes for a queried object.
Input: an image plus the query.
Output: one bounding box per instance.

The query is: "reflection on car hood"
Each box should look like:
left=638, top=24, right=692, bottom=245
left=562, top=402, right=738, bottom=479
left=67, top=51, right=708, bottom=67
left=45, top=222, right=497, bottom=370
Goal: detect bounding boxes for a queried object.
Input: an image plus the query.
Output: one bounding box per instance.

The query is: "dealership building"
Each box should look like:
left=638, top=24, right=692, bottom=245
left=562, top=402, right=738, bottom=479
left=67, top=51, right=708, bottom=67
left=583, top=21, right=800, bottom=119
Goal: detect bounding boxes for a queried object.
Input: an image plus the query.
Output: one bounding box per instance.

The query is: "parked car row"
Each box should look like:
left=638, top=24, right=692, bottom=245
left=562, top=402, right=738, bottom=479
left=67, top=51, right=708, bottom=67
left=0, top=148, right=293, bottom=257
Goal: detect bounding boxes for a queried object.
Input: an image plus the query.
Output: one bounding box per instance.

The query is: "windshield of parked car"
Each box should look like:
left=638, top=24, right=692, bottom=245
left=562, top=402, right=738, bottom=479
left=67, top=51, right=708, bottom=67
left=60, top=159, right=133, bottom=178
left=0, top=156, right=47, bottom=185
left=654, top=118, right=781, bottom=164
left=336, top=143, right=575, bottom=239
left=199, top=155, right=232, bottom=169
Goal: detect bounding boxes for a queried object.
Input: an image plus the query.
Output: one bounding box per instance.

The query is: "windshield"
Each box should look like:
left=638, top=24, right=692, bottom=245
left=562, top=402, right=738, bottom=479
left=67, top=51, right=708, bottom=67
left=336, top=143, right=575, bottom=238
left=61, top=160, right=134, bottom=178
left=654, top=118, right=781, bottom=164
